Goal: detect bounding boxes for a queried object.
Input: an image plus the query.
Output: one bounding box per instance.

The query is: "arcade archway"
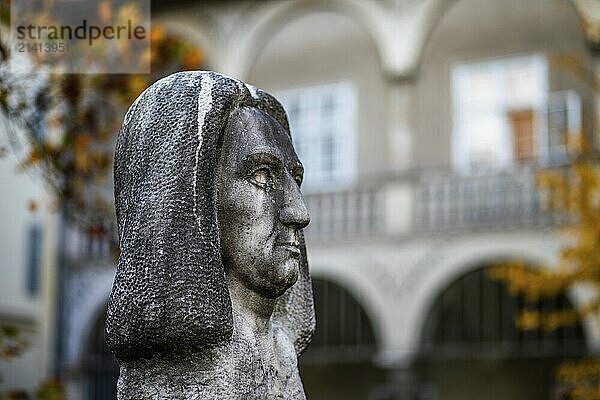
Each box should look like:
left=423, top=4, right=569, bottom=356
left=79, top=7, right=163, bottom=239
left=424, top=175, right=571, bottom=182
left=300, top=278, right=384, bottom=400
left=415, top=266, right=587, bottom=400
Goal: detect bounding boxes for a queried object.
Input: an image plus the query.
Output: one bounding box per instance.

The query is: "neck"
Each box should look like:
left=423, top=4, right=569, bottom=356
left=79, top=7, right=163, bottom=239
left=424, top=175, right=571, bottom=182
left=226, top=273, right=276, bottom=337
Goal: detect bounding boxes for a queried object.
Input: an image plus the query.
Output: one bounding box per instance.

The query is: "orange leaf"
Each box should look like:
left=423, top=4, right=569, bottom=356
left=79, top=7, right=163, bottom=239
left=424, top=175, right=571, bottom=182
left=151, top=26, right=165, bottom=43
left=27, top=148, right=42, bottom=165
left=183, top=48, right=204, bottom=70
left=27, top=200, right=38, bottom=213
left=98, top=0, right=112, bottom=24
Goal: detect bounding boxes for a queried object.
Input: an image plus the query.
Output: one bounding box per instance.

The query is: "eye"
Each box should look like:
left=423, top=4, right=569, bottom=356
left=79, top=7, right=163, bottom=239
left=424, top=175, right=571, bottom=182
left=249, top=167, right=273, bottom=188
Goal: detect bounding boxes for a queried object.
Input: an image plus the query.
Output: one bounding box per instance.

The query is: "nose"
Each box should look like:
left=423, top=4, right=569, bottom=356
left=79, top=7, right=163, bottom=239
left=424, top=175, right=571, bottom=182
left=278, top=176, right=310, bottom=230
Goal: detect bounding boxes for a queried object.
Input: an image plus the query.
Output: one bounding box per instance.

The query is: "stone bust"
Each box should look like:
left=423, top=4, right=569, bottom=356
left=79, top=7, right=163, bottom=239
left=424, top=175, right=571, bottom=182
left=106, top=71, right=315, bottom=399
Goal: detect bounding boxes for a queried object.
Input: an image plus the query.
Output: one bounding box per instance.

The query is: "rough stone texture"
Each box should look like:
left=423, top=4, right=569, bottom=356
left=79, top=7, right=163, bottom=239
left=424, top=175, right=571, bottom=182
left=107, top=71, right=315, bottom=399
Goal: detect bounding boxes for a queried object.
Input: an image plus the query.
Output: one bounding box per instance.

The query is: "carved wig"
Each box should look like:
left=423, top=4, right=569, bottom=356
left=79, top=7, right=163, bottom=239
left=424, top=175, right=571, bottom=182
left=106, top=71, right=315, bottom=361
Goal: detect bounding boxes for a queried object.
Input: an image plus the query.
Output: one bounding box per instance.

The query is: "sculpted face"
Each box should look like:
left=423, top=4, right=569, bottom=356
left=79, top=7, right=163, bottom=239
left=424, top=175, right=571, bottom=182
left=217, top=106, right=310, bottom=299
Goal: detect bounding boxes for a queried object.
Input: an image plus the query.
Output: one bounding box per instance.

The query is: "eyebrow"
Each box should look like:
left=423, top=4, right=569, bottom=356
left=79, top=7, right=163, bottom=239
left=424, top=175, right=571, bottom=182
left=239, top=151, right=284, bottom=174
left=239, top=150, right=304, bottom=179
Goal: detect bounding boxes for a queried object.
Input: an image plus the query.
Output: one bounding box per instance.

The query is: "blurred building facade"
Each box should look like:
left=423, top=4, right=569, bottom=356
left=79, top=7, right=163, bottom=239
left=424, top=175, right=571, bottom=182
left=0, top=150, right=56, bottom=394
left=3, top=0, right=600, bottom=399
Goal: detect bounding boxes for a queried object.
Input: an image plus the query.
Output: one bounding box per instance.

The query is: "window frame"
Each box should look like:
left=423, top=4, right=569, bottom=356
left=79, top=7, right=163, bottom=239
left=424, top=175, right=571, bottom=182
left=451, top=53, right=549, bottom=174
left=277, top=82, right=357, bottom=192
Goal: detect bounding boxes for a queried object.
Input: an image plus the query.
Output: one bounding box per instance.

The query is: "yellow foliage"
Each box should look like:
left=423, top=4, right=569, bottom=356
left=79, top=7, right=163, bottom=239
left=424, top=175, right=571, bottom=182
left=27, top=147, right=42, bottom=165
left=125, top=75, right=148, bottom=103
left=151, top=26, right=165, bottom=42
left=557, top=359, right=600, bottom=399
left=183, top=48, right=204, bottom=70
left=488, top=261, right=573, bottom=300
left=73, top=134, right=92, bottom=172
left=491, top=133, right=600, bottom=397
left=514, top=310, right=540, bottom=330
left=559, top=359, right=600, bottom=383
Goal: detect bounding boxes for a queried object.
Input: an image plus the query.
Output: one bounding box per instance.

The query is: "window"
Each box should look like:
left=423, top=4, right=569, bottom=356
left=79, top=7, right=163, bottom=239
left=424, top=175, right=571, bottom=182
left=546, top=90, right=581, bottom=164
left=277, top=83, right=356, bottom=192
left=26, top=222, right=42, bottom=296
left=452, top=54, right=548, bottom=173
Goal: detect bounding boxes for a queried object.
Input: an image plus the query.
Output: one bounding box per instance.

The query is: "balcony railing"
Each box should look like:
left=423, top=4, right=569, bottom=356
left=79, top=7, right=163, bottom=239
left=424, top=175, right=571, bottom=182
left=412, top=167, right=559, bottom=232
left=303, top=185, right=383, bottom=239
left=303, top=166, right=559, bottom=240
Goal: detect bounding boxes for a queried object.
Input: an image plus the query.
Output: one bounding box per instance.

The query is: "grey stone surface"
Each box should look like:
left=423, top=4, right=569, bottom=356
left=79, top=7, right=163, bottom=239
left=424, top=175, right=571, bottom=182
left=106, top=71, right=315, bottom=399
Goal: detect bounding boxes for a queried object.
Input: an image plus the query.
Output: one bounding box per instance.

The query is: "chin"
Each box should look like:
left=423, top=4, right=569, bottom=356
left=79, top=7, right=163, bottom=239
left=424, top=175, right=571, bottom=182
left=268, top=258, right=300, bottom=298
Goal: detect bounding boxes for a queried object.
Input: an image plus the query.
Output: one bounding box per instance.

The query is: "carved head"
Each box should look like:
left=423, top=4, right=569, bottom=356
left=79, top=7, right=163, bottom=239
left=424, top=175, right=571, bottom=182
left=219, top=106, right=310, bottom=299
left=106, top=71, right=315, bottom=362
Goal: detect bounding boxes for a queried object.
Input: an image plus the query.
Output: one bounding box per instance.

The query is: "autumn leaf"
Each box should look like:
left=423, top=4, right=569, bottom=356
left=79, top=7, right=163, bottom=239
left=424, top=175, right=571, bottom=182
left=73, top=134, right=92, bottom=172
left=183, top=48, right=204, bottom=70
left=28, top=199, right=38, bottom=213
left=151, top=26, right=165, bottom=42
left=98, top=0, right=112, bottom=24
left=27, top=147, right=42, bottom=165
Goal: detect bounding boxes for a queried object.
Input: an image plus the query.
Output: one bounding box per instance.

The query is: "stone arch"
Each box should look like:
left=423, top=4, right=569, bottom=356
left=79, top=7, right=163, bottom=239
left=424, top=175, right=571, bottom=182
left=301, top=267, right=388, bottom=400
left=418, top=265, right=587, bottom=354
left=307, top=277, right=378, bottom=357
left=414, top=261, right=588, bottom=400
left=411, top=248, right=553, bottom=351
left=417, top=0, right=588, bottom=71
left=393, top=234, right=599, bottom=366
left=221, top=0, right=387, bottom=80
left=310, top=264, right=386, bottom=350
left=382, top=233, right=558, bottom=365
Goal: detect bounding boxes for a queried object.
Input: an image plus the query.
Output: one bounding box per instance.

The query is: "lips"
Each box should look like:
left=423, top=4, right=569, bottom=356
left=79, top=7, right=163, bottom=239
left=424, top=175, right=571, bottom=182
left=278, top=242, right=301, bottom=257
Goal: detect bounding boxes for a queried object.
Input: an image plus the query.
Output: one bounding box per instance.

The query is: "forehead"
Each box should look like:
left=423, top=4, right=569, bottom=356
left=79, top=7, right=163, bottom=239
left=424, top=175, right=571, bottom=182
left=226, top=106, right=299, bottom=165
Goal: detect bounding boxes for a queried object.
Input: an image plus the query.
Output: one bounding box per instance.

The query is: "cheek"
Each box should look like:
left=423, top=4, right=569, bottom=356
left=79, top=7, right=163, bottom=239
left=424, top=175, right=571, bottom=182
left=220, top=183, right=278, bottom=243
